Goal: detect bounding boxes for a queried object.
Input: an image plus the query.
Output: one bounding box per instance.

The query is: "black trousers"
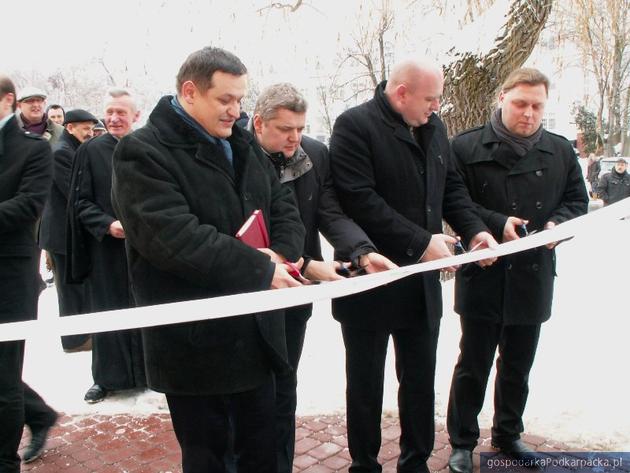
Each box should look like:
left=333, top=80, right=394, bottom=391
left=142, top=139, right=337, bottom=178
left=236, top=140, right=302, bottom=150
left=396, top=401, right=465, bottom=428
left=447, top=317, right=541, bottom=449
left=275, top=304, right=311, bottom=473
left=166, top=374, right=277, bottom=473
left=342, top=323, right=439, bottom=473
left=0, top=341, right=57, bottom=473
left=50, top=252, right=90, bottom=350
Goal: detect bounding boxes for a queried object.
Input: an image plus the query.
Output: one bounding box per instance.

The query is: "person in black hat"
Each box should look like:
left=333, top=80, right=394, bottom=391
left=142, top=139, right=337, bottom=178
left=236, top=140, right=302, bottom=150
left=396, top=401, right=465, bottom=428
left=93, top=119, right=107, bottom=137
left=39, top=109, right=98, bottom=352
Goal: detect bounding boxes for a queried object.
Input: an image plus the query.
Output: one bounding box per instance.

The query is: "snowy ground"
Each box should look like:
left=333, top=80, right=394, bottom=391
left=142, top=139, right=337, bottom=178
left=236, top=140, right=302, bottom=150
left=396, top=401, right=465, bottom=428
left=23, top=204, right=630, bottom=450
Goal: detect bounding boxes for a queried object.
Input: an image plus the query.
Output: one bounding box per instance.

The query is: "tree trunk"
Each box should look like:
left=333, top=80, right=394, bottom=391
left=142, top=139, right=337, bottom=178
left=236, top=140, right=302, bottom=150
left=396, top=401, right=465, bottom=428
left=441, top=0, right=554, bottom=137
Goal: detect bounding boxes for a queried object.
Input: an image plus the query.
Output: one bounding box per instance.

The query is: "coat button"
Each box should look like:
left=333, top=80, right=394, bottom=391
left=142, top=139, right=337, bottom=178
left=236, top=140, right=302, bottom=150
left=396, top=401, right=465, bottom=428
left=532, top=263, right=539, bottom=271
left=511, top=202, right=517, bottom=210
left=243, top=193, right=250, bottom=201
left=536, top=201, right=542, bottom=209
left=535, top=170, right=543, bottom=176
left=507, top=263, right=513, bottom=270
left=427, top=205, right=432, bottom=213
left=406, top=248, right=414, bottom=257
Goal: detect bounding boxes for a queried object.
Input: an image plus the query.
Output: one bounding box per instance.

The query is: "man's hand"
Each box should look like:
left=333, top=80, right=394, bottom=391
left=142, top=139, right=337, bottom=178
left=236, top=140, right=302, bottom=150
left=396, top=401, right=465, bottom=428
left=108, top=220, right=125, bottom=239
left=468, top=231, right=498, bottom=267
left=420, top=233, right=459, bottom=272
left=544, top=221, right=560, bottom=249
left=358, top=252, right=398, bottom=274
left=503, top=216, right=528, bottom=242
left=304, top=260, right=345, bottom=282
left=44, top=251, right=54, bottom=271
left=258, top=247, right=284, bottom=263
left=271, top=262, right=303, bottom=289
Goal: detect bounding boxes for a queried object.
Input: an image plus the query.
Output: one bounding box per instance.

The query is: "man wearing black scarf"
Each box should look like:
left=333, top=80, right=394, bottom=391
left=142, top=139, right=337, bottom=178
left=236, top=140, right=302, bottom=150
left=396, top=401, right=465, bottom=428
left=447, top=68, right=588, bottom=473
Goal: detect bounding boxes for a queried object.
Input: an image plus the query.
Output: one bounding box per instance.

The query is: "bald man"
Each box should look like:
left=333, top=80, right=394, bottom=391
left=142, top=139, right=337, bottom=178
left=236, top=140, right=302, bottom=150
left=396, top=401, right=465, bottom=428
left=329, top=60, right=496, bottom=472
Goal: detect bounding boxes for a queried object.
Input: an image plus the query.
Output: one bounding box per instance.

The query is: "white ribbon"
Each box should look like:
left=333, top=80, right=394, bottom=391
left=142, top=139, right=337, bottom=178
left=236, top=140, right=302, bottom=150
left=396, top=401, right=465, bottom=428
left=2, top=199, right=629, bottom=343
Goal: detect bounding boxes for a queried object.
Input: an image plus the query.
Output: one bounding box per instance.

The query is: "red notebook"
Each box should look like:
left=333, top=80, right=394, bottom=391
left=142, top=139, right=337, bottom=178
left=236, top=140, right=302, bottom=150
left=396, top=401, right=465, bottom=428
left=236, top=209, right=270, bottom=249
left=236, top=209, right=309, bottom=283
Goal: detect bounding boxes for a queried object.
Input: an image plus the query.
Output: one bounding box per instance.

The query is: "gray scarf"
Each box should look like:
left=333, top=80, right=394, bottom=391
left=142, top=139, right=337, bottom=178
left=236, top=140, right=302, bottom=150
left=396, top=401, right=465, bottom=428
left=490, top=108, right=543, bottom=157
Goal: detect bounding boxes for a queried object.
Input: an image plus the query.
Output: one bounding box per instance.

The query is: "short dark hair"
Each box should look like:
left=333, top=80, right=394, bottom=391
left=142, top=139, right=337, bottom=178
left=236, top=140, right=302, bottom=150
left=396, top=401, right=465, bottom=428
left=46, top=104, right=65, bottom=114
left=0, top=74, right=17, bottom=112
left=176, top=47, right=247, bottom=94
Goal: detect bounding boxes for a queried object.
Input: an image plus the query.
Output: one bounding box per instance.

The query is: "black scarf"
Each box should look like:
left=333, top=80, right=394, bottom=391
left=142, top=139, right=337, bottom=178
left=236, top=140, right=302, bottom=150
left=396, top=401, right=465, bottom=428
left=490, top=108, right=543, bottom=157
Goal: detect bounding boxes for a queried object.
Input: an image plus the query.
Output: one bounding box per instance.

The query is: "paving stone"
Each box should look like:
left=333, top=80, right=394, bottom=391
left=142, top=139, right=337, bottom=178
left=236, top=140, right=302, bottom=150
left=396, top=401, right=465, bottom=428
left=522, top=433, right=547, bottom=447
left=293, top=453, right=319, bottom=470
left=302, top=464, right=335, bottom=472
left=304, top=419, right=328, bottom=432
left=322, top=454, right=350, bottom=470
left=295, top=436, right=321, bottom=455
left=381, top=424, right=401, bottom=441
left=309, top=442, right=343, bottom=461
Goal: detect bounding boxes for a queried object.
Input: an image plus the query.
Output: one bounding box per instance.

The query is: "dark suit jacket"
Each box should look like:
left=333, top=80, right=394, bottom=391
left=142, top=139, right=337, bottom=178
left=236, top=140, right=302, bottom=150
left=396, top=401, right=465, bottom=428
left=295, top=135, right=375, bottom=264
left=0, top=116, right=52, bottom=323
left=329, top=82, right=487, bottom=330
left=111, top=96, right=305, bottom=395
left=39, top=129, right=81, bottom=254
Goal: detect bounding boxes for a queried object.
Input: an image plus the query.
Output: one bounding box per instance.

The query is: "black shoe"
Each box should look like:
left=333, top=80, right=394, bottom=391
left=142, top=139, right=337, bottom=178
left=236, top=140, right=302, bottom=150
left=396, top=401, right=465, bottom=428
left=23, top=412, right=58, bottom=463
left=491, top=439, right=541, bottom=467
left=449, top=448, right=473, bottom=473
left=84, top=384, right=107, bottom=403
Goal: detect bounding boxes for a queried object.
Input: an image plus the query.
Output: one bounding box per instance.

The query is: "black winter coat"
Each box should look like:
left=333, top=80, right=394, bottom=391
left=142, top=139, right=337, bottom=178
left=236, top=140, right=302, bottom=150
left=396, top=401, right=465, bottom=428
left=0, top=116, right=52, bottom=323
left=39, top=129, right=81, bottom=254
left=111, top=96, right=305, bottom=395
left=597, top=170, right=630, bottom=205
left=329, top=82, right=487, bottom=330
left=452, top=123, right=588, bottom=325
left=294, top=135, right=375, bottom=265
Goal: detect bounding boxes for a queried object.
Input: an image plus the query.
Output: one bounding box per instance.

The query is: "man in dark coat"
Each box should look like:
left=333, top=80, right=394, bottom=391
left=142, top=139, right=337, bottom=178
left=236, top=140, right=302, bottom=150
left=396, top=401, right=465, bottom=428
left=597, top=158, right=630, bottom=206
left=329, top=60, right=497, bottom=473
left=446, top=68, right=588, bottom=473
left=67, top=90, right=145, bottom=403
left=39, top=109, right=98, bottom=351
left=0, top=74, right=58, bottom=470
left=250, top=82, right=396, bottom=473
left=111, top=47, right=306, bottom=473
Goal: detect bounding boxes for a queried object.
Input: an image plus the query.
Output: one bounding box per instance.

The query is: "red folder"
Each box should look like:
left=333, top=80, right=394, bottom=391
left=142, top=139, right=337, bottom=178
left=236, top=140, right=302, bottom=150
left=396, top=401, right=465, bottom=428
left=236, top=209, right=309, bottom=283
left=236, top=209, right=270, bottom=249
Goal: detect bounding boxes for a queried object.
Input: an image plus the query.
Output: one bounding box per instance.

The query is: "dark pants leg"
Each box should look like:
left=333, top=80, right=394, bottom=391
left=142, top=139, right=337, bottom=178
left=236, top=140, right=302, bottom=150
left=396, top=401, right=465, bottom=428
left=447, top=318, right=501, bottom=449
left=492, top=325, right=541, bottom=444
left=92, top=328, right=146, bottom=390
left=166, top=375, right=277, bottom=473
left=393, top=326, right=439, bottom=472
left=23, top=383, right=57, bottom=433
left=342, top=325, right=389, bottom=473
left=50, top=252, right=90, bottom=350
left=0, top=340, right=25, bottom=473
left=275, top=305, right=310, bottom=473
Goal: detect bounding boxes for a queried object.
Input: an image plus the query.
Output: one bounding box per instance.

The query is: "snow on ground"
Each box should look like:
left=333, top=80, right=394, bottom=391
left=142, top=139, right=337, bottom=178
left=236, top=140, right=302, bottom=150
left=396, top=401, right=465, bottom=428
left=23, top=207, right=630, bottom=449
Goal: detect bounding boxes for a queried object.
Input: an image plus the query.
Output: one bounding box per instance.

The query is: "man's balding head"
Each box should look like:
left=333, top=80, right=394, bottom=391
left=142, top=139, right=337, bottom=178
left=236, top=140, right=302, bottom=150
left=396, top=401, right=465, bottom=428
left=384, top=59, right=444, bottom=127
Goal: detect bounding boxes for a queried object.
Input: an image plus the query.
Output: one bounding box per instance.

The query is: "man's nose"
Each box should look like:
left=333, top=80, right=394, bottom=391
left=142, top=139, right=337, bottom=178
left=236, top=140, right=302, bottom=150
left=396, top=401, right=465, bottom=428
left=227, top=103, right=240, bottom=119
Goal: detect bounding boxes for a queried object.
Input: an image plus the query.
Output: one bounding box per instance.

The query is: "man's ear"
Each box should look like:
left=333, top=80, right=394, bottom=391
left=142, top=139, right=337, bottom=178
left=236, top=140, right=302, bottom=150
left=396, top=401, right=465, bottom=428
left=180, top=81, right=197, bottom=104
left=253, top=114, right=264, bottom=135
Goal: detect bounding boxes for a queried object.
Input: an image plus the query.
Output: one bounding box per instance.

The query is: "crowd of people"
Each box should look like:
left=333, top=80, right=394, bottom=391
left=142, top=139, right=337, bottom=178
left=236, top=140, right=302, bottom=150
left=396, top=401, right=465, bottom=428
left=1, top=46, right=588, bottom=473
